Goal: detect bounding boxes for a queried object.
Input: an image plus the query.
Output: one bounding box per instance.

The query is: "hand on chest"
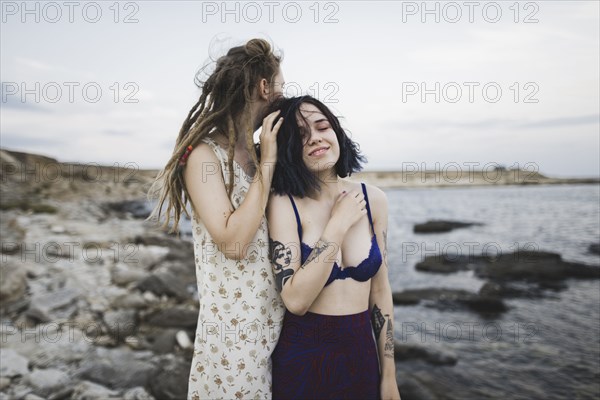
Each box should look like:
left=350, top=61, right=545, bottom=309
left=302, top=213, right=374, bottom=270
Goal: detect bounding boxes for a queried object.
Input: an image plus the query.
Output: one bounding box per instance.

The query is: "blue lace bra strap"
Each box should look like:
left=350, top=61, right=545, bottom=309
left=287, top=194, right=303, bottom=240
left=361, top=183, right=375, bottom=235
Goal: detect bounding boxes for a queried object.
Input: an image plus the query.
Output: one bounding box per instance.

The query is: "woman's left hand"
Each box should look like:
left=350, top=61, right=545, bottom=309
left=380, top=377, right=401, bottom=400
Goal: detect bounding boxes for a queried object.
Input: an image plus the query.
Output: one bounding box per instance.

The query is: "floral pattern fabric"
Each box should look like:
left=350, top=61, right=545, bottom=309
left=188, top=137, right=285, bottom=400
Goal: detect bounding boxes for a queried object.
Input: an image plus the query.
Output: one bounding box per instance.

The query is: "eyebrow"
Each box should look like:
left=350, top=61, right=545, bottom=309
left=313, top=118, right=329, bottom=124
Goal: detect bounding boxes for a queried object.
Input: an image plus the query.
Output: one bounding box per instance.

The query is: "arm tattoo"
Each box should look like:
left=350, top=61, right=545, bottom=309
left=269, top=237, right=294, bottom=292
left=384, top=315, right=394, bottom=359
left=303, top=239, right=330, bottom=268
left=371, top=304, right=385, bottom=340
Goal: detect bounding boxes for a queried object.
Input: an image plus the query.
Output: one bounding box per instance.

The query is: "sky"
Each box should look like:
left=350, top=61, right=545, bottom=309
left=1, top=0, right=599, bottom=178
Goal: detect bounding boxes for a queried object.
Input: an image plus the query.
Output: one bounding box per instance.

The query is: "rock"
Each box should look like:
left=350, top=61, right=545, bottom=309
left=122, top=245, right=170, bottom=270
left=24, top=368, right=71, bottom=398
left=134, top=233, right=194, bottom=258
left=588, top=243, right=600, bottom=255
left=103, top=309, right=138, bottom=341
left=50, top=225, right=66, bottom=234
left=27, top=326, right=93, bottom=369
left=24, top=393, right=46, bottom=400
left=122, top=386, right=156, bottom=400
left=479, top=281, right=549, bottom=300
left=23, top=393, right=45, bottom=400
left=394, top=342, right=458, bottom=365
left=176, top=330, right=192, bottom=350
left=111, top=265, right=150, bottom=287
left=416, top=250, right=600, bottom=284
left=143, top=328, right=179, bottom=354
left=75, top=348, right=157, bottom=390
left=398, top=374, right=439, bottom=400
left=415, top=253, right=472, bottom=274
left=110, top=292, right=148, bottom=309
left=135, top=272, right=189, bottom=301
left=413, top=219, right=483, bottom=234
left=71, top=380, right=120, bottom=400
left=415, top=253, right=470, bottom=274
left=0, top=376, right=11, bottom=390
left=26, top=287, right=81, bottom=323
left=472, top=250, right=600, bottom=282
left=460, top=295, right=507, bottom=313
left=0, top=259, right=28, bottom=304
left=146, top=306, right=198, bottom=329
left=105, top=200, right=151, bottom=219
left=149, top=355, right=190, bottom=400
left=392, top=287, right=508, bottom=314
left=0, top=217, right=26, bottom=255
left=0, top=349, right=30, bottom=378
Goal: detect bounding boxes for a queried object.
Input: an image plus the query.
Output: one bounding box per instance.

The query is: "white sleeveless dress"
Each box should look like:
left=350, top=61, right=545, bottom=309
left=187, top=137, right=285, bottom=400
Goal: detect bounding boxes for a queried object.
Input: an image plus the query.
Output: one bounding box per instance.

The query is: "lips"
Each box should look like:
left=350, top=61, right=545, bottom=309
left=309, top=146, right=329, bottom=156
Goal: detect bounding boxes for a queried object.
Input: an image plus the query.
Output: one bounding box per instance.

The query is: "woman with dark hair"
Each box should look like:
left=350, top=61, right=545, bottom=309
left=266, top=96, right=402, bottom=400
left=147, top=38, right=287, bottom=400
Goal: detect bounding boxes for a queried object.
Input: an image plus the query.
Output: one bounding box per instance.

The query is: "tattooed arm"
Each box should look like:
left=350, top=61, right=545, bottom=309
left=266, top=193, right=346, bottom=316
left=368, top=186, right=401, bottom=400
left=267, top=189, right=367, bottom=315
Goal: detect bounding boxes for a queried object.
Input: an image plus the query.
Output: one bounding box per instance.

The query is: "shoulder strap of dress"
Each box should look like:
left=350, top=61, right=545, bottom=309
left=361, top=183, right=375, bottom=235
left=287, top=194, right=303, bottom=241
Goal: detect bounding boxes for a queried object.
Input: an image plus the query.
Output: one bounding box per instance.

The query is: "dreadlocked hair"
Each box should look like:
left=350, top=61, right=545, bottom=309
left=146, top=38, right=282, bottom=236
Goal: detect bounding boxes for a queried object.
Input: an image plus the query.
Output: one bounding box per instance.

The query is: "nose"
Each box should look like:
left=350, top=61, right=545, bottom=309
left=307, top=128, right=322, bottom=145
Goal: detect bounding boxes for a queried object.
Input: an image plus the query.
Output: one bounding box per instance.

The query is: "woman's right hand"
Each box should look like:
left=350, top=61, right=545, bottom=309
left=258, top=110, right=283, bottom=165
left=329, top=189, right=367, bottom=234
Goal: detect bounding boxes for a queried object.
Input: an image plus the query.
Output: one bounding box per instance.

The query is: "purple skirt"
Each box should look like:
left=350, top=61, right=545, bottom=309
left=272, top=309, right=380, bottom=400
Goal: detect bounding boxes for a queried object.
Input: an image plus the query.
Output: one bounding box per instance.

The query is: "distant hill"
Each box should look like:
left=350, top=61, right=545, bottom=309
left=1, top=148, right=598, bottom=207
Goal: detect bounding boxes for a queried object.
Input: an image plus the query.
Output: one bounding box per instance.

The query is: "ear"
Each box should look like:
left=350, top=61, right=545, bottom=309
left=258, top=78, right=270, bottom=101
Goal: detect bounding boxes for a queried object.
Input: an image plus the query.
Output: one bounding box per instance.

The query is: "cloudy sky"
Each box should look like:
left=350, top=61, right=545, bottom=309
left=1, top=1, right=598, bottom=177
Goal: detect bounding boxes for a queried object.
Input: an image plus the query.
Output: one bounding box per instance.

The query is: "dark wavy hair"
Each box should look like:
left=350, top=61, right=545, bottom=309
left=263, top=95, right=367, bottom=198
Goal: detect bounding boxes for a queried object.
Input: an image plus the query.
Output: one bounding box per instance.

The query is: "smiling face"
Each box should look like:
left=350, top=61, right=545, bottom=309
left=297, top=102, right=340, bottom=174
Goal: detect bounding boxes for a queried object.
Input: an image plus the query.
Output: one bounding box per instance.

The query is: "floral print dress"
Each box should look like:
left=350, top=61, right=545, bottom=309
left=188, top=137, right=285, bottom=400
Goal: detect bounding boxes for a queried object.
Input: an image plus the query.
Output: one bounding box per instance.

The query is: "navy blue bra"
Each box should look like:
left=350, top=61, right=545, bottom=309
left=287, top=183, right=383, bottom=287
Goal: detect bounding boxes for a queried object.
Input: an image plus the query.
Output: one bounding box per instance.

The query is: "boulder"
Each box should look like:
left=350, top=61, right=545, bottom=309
left=24, top=368, right=71, bottom=398
left=26, top=287, right=81, bottom=323
left=145, top=306, right=198, bottom=329
left=392, top=287, right=508, bottom=314
left=413, top=220, right=483, bottom=234
left=75, top=348, right=157, bottom=390
left=135, top=272, right=189, bottom=301
left=148, top=355, right=190, bottom=400
left=0, top=349, right=30, bottom=378
left=71, top=381, right=120, bottom=400
left=103, top=309, right=138, bottom=341
left=395, top=342, right=458, bottom=366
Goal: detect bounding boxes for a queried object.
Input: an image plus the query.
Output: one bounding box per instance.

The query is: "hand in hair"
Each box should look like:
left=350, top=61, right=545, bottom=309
left=258, top=110, right=283, bottom=165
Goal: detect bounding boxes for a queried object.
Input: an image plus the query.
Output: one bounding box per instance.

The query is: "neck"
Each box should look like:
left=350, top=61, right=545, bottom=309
left=311, top=170, right=342, bottom=201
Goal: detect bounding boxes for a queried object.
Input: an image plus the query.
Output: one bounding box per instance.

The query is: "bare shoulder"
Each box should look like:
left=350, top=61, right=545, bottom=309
left=267, top=192, right=293, bottom=217
left=363, top=183, right=388, bottom=225
left=183, top=141, right=221, bottom=181
left=187, top=141, right=219, bottom=166
left=364, top=183, right=387, bottom=206
left=267, top=193, right=298, bottom=239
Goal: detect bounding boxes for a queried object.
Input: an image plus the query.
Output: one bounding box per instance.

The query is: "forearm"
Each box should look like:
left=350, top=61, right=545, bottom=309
left=219, top=163, right=274, bottom=257
left=282, top=222, right=345, bottom=314
left=370, top=283, right=397, bottom=378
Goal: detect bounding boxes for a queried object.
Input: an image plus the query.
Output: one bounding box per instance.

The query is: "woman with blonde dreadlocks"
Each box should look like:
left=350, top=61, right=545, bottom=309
left=146, top=38, right=286, bottom=400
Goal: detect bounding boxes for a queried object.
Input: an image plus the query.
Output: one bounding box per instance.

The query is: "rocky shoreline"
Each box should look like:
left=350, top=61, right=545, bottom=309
left=1, top=148, right=599, bottom=400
